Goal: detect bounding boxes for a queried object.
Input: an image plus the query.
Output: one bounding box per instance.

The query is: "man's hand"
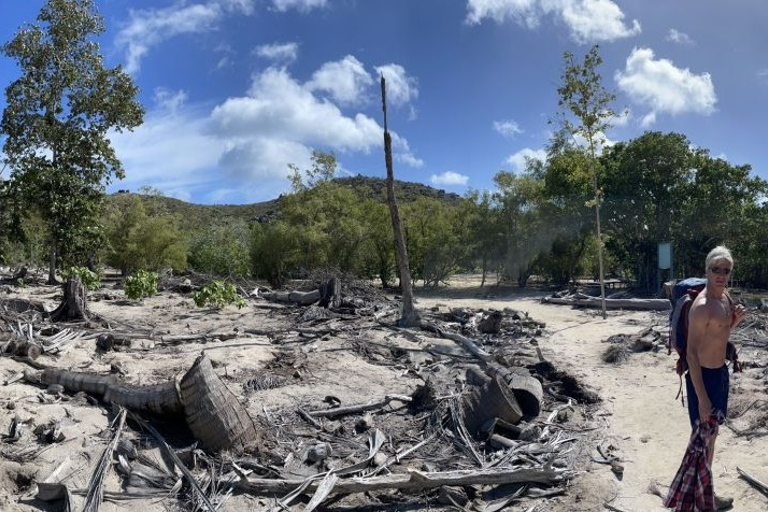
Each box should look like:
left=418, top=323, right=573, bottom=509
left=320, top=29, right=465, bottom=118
left=698, top=398, right=713, bottom=424
left=732, top=303, right=747, bottom=328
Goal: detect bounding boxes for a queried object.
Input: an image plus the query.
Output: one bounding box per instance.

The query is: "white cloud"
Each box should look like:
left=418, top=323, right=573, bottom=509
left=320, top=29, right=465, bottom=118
left=465, top=0, right=640, bottom=43
left=494, top=120, right=523, bottom=138
left=271, top=0, right=328, bottom=13
left=109, top=104, right=225, bottom=200
left=255, top=42, right=299, bottom=63
left=306, top=55, right=374, bottom=106
left=209, top=64, right=421, bottom=184
left=431, top=171, right=469, bottom=187
left=115, top=0, right=255, bottom=74
left=153, top=87, right=188, bottom=114
left=615, top=47, right=717, bottom=126
left=666, top=29, right=693, bottom=45
left=506, top=147, right=547, bottom=173
left=375, top=64, right=419, bottom=107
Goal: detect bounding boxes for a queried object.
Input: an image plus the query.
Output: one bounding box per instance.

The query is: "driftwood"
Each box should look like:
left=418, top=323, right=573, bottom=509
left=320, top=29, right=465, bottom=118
left=737, top=466, right=768, bottom=496
left=543, top=294, right=671, bottom=311
left=306, top=395, right=413, bottom=419
left=262, top=289, right=320, bottom=306
left=3, top=340, right=42, bottom=359
left=420, top=322, right=491, bottom=360
left=238, top=467, right=569, bottom=495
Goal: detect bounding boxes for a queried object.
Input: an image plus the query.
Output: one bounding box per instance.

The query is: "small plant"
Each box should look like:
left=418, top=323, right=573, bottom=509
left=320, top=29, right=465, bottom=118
left=124, top=270, right=158, bottom=301
left=62, top=266, right=101, bottom=291
left=14, top=278, right=25, bottom=288
left=193, top=280, right=246, bottom=309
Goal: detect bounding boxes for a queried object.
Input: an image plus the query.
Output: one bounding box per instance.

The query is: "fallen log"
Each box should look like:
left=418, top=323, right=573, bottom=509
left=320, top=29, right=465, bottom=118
left=543, top=295, right=671, bottom=311
left=237, top=467, right=570, bottom=495
left=179, top=353, right=261, bottom=453
left=262, top=289, right=321, bottom=306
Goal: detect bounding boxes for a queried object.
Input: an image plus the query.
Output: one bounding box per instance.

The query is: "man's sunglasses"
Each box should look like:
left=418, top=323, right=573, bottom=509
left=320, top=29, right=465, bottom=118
left=710, top=266, right=731, bottom=275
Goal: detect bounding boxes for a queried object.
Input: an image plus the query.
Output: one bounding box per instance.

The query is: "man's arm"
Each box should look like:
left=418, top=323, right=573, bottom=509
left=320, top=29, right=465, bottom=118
left=687, top=301, right=712, bottom=423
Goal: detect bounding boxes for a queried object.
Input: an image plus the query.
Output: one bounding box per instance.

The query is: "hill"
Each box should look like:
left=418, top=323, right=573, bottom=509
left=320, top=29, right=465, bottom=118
left=109, top=176, right=463, bottom=233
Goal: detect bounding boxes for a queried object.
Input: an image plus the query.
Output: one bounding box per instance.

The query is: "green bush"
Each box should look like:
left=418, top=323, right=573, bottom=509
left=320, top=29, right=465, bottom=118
left=62, top=266, right=101, bottom=291
left=124, top=270, right=158, bottom=301
left=193, top=280, right=246, bottom=309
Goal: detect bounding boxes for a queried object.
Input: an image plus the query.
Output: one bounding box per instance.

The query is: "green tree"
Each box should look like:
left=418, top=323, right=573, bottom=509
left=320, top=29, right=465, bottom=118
left=1, top=0, right=144, bottom=283
left=288, top=150, right=337, bottom=192
left=358, top=198, right=395, bottom=287
left=492, top=169, right=546, bottom=287
left=556, top=44, right=616, bottom=317
left=600, top=132, right=693, bottom=290
left=189, top=221, right=251, bottom=278
left=536, top=132, right=595, bottom=286
left=104, top=194, right=187, bottom=275
left=251, top=219, right=300, bottom=288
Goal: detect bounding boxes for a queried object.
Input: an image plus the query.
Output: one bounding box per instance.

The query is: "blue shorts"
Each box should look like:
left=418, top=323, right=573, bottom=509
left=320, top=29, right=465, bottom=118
left=685, top=365, right=729, bottom=428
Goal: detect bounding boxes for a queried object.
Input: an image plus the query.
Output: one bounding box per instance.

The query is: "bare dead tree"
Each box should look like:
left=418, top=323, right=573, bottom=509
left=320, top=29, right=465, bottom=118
left=380, top=75, right=419, bottom=327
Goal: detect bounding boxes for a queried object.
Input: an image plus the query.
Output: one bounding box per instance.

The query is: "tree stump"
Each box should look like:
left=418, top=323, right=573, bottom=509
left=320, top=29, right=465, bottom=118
left=51, top=275, right=89, bottom=322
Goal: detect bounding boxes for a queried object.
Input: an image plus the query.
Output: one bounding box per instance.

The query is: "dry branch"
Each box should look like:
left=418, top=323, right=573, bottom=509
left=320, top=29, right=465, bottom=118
left=306, top=395, right=412, bottom=418
left=737, top=466, right=768, bottom=497
left=83, top=408, right=127, bottom=512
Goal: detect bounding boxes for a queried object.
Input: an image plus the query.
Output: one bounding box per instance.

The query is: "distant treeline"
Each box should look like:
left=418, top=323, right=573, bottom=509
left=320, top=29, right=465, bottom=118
left=2, top=131, right=767, bottom=292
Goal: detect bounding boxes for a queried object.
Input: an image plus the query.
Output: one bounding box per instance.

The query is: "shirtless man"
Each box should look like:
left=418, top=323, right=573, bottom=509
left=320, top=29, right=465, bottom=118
left=686, top=245, right=747, bottom=509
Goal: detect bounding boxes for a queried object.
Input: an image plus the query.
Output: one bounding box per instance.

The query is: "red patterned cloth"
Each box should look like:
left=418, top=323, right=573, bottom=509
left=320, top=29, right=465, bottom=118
left=664, top=418, right=718, bottom=511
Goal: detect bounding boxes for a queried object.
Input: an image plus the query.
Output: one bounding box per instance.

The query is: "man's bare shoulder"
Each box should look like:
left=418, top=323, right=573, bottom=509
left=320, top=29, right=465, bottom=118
left=689, top=294, right=715, bottom=323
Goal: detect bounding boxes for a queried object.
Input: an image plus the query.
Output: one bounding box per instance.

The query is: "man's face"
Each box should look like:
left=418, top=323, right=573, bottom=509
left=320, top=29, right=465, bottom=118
left=707, top=259, right=732, bottom=289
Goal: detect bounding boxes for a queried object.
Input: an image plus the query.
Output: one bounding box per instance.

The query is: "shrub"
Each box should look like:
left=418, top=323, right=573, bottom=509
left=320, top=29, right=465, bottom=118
left=62, top=266, right=101, bottom=291
left=124, top=270, right=158, bottom=301
left=193, top=280, right=246, bottom=309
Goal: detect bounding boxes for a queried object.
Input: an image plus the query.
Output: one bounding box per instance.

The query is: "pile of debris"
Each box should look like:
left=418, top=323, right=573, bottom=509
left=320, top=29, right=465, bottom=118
left=0, top=271, right=605, bottom=511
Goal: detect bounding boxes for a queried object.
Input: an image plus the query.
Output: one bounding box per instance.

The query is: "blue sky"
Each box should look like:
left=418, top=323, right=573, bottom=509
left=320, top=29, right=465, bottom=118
left=2, top=0, right=768, bottom=205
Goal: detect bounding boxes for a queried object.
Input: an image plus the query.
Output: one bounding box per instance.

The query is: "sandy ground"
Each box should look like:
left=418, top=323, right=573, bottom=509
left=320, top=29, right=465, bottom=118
left=1, top=272, right=767, bottom=511
left=414, top=280, right=768, bottom=512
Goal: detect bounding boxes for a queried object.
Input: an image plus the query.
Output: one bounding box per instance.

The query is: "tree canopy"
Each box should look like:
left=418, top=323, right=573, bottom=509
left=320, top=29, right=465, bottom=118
left=1, top=0, right=143, bottom=281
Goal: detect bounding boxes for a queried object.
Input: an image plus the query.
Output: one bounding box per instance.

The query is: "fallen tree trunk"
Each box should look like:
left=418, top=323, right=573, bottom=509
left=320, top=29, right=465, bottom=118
left=262, top=289, right=321, bottom=306
left=237, top=467, right=570, bottom=495
left=543, top=295, right=671, bottom=311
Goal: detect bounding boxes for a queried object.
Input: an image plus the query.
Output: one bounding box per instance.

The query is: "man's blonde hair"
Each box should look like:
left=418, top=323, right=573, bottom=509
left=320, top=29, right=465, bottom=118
left=705, top=245, right=733, bottom=271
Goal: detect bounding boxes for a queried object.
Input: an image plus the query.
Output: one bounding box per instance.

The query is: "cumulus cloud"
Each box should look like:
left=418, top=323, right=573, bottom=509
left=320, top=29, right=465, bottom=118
left=306, top=55, right=374, bottom=106
left=666, top=28, right=693, bottom=45
left=506, top=148, right=547, bottom=173
left=431, top=171, right=469, bottom=187
left=255, top=42, right=299, bottom=63
left=271, top=0, right=328, bottom=13
left=375, top=64, right=419, bottom=107
left=465, top=0, right=640, bottom=43
left=494, top=120, right=523, bottom=138
left=109, top=103, right=225, bottom=200
left=116, top=0, right=255, bottom=74
left=209, top=64, right=421, bottom=184
left=615, top=47, right=717, bottom=126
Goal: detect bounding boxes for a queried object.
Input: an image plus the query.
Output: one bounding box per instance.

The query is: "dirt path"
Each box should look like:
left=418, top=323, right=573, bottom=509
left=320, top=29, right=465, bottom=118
left=414, top=290, right=768, bottom=511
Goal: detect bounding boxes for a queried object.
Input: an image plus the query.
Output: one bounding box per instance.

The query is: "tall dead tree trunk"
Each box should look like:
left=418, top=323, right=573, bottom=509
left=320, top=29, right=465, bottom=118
left=381, top=75, right=419, bottom=327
